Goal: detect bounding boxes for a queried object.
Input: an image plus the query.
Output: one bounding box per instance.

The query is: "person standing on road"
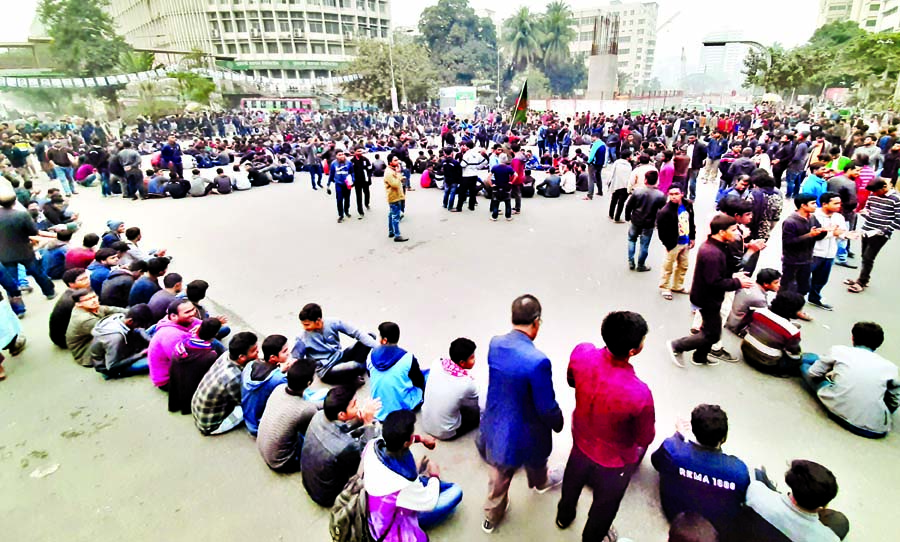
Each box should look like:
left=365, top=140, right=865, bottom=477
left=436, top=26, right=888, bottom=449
left=457, top=141, right=488, bottom=212
left=160, top=134, right=183, bottom=180
left=350, top=147, right=372, bottom=219
left=656, top=185, right=695, bottom=301
left=0, top=191, right=57, bottom=318
left=384, top=156, right=408, bottom=243
left=556, top=311, right=655, bottom=542
left=440, top=147, right=462, bottom=210
left=846, top=179, right=900, bottom=294
left=479, top=294, right=564, bottom=534
left=624, top=171, right=666, bottom=272
left=586, top=129, right=607, bottom=200
left=780, top=195, right=827, bottom=321
left=327, top=150, right=355, bottom=223
left=668, top=216, right=754, bottom=367
left=118, top=141, right=143, bottom=200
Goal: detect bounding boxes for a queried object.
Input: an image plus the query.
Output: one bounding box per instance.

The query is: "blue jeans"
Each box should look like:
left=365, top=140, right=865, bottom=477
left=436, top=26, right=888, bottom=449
left=417, top=480, right=463, bottom=530
left=800, top=354, right=887, bottom=439
left=809, top=257, right=833, bottom=304
left=835, top=238, right=849, bottom=264
left=687, top=168, right=700, bottom=200
left=443, top=183, right=459, bottom=209
left=2, top=259, right=55, bottom=297
left=305, top=164, right=323, bottom=188
left=100, top=171, right=111, bottom=196
left=102, top=357, right=150, bottom=379
left=81, top=173, right=97, bottom=187
left=608, top=146, right=617, bottom=162
left=16, top=265, right=29, bottom=289
left=785, top=170, right=805, bottom=199
left=627, top=224, right=654, bottom=267
left=54, top=167, right=76, bottom=195
left=388, top=202, right=402, bottom=236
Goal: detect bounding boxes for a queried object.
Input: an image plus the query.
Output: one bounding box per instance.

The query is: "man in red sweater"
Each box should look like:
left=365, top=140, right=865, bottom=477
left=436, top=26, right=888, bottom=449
left=556, top=311, right=656, bottom=542
left=65, top=233, right=99, bottom=270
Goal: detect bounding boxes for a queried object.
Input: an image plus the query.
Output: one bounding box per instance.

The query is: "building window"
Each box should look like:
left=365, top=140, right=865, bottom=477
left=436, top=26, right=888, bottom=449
left=340, top=0, right=352, bottom=7
left=280, top=20, right=291, bottom=32
left=227, top=43, right=237, bottom=54
left=254, top=42, right=265, bottom=53
left=328, top=43, right=342, bottom=54
left=281, top=41, right=293, bottom=53
left=869, top=3, right=880, bottom=10
left=240, top=43, right=250, bottom=54
left=308, top=20, right=323, bottom=33
left=311, top=41, right=326, bottom=54
left=263, top=19, right=276, bottom=32
left=267, top=42, right=279, bottom=53
left=866, top=18, right=877, bottom=26
left=325, top=21, right=339, bottom=34
left=619, top=48, right=630, bottom=54
left=236, top=19, right=247, bottom=32
left=324, top=0, right=336, bottom=6
left=222, top=20, right=233, bottom=32
left=215, top=44, right=224, bottom=54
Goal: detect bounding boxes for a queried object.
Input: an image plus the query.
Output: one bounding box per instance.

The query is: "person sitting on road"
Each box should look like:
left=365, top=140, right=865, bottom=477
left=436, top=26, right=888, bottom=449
left=740, top=291, right=805, bottom=377
left=257, top=357, right=319, bottom=473
left=128, top=256, right=168, bottom=306
left=101, top=260, right=146, bottom=308
left=800, top=321, right=899, bottom=439
left=300, top=385, right=381, bottom=507
left=65, top=289, right=126, bottom=367
left=291, top=302, right=378, bottom=386
left=421, top=337, right=479, bottom=440
left=367, top=322, right=426, bottom=421
left=536, top=167, right=562, bottom=198
left=241, top=334, right=292, bottom=436
left=148, top=273, right=183, bottom=322
left=363, top=410, right=463, bottom=540
left=49, top=268, right=90, bottom=349
left=212, top=168, right=233, bottom=194
left=725, top=268, right=781, bottom=336
left=651, top=404, right=750, bottom=537
left=746, top=460, right=849, bottom=541
left=168, top=318, right=223, bottom=415
left=87, top=248, right=119, bottom=295
left=191, top=331, right=258, bottom=435
left=148, top=299, right=201, bottom=390
left=89, top=303, right=155, bottom=379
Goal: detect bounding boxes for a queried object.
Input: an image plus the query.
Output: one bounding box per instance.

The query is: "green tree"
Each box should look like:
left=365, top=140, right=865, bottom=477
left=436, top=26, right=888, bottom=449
left=541, top=1, right=576, bottom=65
left=808, top=21, right=866, bottom=48
left=340, top=39, right=438, bottom=108
left=117, top=51, right=157, bottom=74
left=418, top=0, right=498, bottom=85
left=543, top=55, right=587, bottom=97
left=617, top=70, right=630, bottom=94
left=171, top=72, right=216, bottom=105
left=502, top=7, right=544, bottom=70
left=37, top=0, right=129, bottom=78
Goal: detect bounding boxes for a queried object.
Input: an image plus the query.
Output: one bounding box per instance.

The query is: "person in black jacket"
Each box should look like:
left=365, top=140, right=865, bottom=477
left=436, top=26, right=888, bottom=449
left=625, top=171, right=666, bottom=271
left=656, top=186, right=695, bottom=300
left=49, top=268, right=90, bottom=349
left=668, top=216, right=754, bottom=367
left=781, top=195, right=827, bottom=320
left=350, top=147, right=372, bottom=218
left=100, top=260, right=146, bottom=308
left=168, top=318, right=223, bottom=414
left=686, top=135, right=708, bottom=201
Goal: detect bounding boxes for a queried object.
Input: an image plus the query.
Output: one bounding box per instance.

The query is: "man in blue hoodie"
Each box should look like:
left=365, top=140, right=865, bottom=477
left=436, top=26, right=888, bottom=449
left=327, top=150, right=355, bottom=223
left=368, top=322, right=426, bottom=421
left=87, top=248, right=119, bottom=295
left=242, top=334, right=293, bottom=436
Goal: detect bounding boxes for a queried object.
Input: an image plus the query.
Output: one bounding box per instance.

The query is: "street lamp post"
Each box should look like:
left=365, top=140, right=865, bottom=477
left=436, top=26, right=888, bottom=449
left=387, top=31, right=399, bottom=112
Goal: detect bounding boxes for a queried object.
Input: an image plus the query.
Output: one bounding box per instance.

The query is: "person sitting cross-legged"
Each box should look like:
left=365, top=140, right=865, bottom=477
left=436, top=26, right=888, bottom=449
left=725, top=268, right=781, bottom=337
left=363, top=410, right=463, bottom=540
left=89, top=303, right=155, bottom=379
left=191, top=331, right=258, bottom=436
left=66, top=289, right=126, bottom=367
left=800, top=321, right=899, bottom=439
left=291, top=302, right=378, bottom=386
left=257, top=357, right=320, bottom=473
left=367, top=321, right=426, bottom=421
left=300, top=385, right=381, bottom=507
left=421, top=337, right=480, bottom=440
left=49, top=268, right=90, bottom=349
left=651, top=404, right=750, bottom=538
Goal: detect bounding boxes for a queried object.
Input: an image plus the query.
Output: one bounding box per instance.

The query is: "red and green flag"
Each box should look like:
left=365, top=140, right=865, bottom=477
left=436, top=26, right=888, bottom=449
left=511, top=80, right=528, bottom=125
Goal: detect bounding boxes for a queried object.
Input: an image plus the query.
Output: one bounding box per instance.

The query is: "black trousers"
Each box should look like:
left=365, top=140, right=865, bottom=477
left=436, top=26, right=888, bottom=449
left=456, top=176, right=479, bottom=211
left=672, top=305, right=723, bottom=363
left=354, top=182, right=370, bottom=215
left=557, top=445, right=636, bottom=542
left=319, top=341, right=371, bottom=385
left=609, top=188, right=628, bottom=220
left=781, top=261, right=811, bottom=296
left=858, top=234, right=888, bottom=287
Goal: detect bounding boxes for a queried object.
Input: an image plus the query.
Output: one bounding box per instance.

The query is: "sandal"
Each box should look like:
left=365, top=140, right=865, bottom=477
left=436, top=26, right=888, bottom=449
left=847, top=283, right=865, bottom=293
left=843, top=278, right=858, bottom=286
left=671, top=288, right=690, bottom=295
left=661, top=290, right=673, bottom=300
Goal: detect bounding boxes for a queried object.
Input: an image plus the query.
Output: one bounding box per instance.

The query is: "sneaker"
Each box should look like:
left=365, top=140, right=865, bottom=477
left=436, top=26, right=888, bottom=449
left=808, top=300, right=833, bottom=311
left=388, top=233, right=395, bottom=238
left=709, top=348, right=739, bottom=363
left=506, top=216, right=513, bottom=221
left=482, top=501, right=510, bottom=534
left=490, top=217, right=497, bottom=221
left=691, top=357, right=720, bottom=366
left=628, top=262, right=636, bottom=271
left=667, top=340, right=685, bottom=368
left=534, top=465, right=564, bottom=494
left=337, top=217, right=343, bottom=223
left=635, top=265, right=652, bottom=272
left=605, top=526, right=619, bottom=542
left=393, top=236, right=409, bottom=243
left=20, top=285, right=33, bottom=294
left=834, top=261, right=857, bottom=269
left=45, top=291, right=58, bottom=301
left=8, top=336, right=26, bottom=357
left=357, top=214, right=364, bottom=220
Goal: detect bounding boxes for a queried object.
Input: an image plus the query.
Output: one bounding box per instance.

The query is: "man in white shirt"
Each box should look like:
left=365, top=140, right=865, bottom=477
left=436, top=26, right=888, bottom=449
left=231, top=164, right=251, bottom=191
left=808, top=192, right=855, bottom=311
left=606, top=150, right=633, bottom=222
left=746, top=460, right=848, bottom=541
left=628, top=153, right=656, bottom=194
left=801, top=321, right=899, bottom=438
left=559, top=162, right=576, bottom=194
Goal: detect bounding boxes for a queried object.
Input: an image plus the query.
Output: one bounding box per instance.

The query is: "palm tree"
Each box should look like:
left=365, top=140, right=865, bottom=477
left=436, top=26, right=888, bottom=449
left=117, top=51, right=157, bottom=74
left=503, top=7, right=544, bottom=70
left=541, top=1, right=575, bottom=65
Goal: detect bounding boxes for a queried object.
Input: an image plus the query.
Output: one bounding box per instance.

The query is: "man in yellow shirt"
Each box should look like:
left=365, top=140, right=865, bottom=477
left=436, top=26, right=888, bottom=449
left=384, top=156, right=408, bottom=243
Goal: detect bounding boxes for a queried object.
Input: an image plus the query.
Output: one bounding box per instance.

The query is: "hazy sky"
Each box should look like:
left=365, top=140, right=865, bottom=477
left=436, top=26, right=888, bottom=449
left=8, top=0, right=819, bottom=83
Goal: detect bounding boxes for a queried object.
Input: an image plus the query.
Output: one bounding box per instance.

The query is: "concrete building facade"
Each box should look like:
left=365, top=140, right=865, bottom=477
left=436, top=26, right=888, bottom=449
left=817, top=0, right=899, bottom=32
left=106, top=0, right=391, bottom=85
left=570, top=1, right=659, bottom=90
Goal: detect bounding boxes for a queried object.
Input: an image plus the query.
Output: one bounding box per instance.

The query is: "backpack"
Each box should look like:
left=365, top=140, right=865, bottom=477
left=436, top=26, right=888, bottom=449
left=329, top=473, right=398, bottom=542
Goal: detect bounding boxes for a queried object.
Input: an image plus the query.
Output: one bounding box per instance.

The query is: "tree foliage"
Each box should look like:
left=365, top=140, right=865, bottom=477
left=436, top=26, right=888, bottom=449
left=502, top=7, right=544, bottom=70
left=171, top=72, right=216, bottom=105
left=541, top=1, right=576, bottom=65
left=37, top=0, right=130, bottom=78
left=743, top=22, right=900, bottom=108
left=340, top=39, right=438, bottom=109
left=418, top=0, right=498, bottom=85
left=543, top=55, right=587, bottom=97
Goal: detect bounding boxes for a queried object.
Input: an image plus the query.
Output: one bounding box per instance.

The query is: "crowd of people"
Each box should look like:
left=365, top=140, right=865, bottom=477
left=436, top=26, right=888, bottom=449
left=0, top=103, right=898, bottom=542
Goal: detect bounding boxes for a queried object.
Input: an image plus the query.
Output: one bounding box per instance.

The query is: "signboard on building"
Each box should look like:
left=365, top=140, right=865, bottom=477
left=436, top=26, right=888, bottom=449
left=439, top=86, right=477, bottom=115
left=218, top=60, right=347, bottom=71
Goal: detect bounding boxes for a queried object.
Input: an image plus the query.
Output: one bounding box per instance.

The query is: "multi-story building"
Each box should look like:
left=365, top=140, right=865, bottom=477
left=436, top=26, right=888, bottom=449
left=570, top=1, right=659, bottom=90
left=817, top=0, right=899, bottom=31
left=106, top=0, right=391, bottom=85
left=699, top=31, right=753, bottom=93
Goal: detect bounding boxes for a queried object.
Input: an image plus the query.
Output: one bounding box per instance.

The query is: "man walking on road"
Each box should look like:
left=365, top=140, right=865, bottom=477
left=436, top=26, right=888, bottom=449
left=479, top=294, right=564, bottom=534
left=350, top=147, right=372, bottom=219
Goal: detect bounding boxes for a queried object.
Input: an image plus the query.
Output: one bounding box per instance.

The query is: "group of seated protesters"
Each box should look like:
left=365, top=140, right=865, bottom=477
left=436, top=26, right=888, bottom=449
left=140, top=161, right=293, bottom=199
left=39, top=231, right=895, bottom=542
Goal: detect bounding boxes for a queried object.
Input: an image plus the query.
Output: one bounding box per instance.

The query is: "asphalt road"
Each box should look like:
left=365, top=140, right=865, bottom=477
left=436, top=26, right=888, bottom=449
left=1, top=165, right=897, bottom=542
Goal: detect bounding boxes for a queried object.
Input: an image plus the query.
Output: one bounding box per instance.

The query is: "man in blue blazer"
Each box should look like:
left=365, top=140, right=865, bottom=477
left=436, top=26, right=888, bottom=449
left=478, top=294, right=564, bottom=534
